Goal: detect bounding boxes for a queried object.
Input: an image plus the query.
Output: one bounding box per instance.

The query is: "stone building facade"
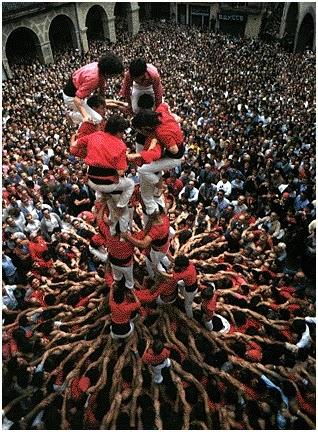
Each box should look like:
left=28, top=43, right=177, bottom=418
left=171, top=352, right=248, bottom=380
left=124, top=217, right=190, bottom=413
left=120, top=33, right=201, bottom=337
left=3, top=2, right=140, bottom=79
left=279, top=2, right=315, bottom=52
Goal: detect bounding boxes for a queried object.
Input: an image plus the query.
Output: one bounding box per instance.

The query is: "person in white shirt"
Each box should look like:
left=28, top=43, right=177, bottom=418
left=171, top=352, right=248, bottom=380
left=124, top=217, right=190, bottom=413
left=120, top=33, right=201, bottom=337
left=24, top=214, right=41, bottom=236
left=216, top=174, right=232, bottom=198
left=178, top=181, right=199, bottom=205
left=231, top=195, right=248, bottom=214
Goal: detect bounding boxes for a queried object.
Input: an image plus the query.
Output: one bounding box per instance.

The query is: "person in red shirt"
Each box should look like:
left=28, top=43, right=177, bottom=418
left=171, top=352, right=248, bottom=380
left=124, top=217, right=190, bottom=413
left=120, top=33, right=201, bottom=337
left=130, top=103, right=184, bottom=215
left=122, top=210, right=171, bottom=279
left=98, top=214, right=135, bottom=289
left=70, top=115, right=135, bottom=235
left=120, top=58, right=163, bottom=114
left=109, top=277, right=140, bottom=340
left=173, top=256, right=198, bottom=319
left=142, top=338, right=171, bottom=384
left=62, top=52, right=123, bottom=124
left=165, top=172, right=184, bottom=197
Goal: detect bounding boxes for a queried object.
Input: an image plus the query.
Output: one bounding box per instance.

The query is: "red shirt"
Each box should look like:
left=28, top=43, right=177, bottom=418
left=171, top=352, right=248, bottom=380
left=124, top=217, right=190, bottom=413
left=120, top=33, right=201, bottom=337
left=155, top=103, right=184, bottom=150
left=73, top=131, right=127, bottom=175
left=109, top=294, right=140, bottom=324
left=106, top=235, right=135, bottom=266
left=135, top=278, right=178, bottom=304
left=202, top=292, right=218, bottom=320
left=138, top=136, right=162, bottom=164
left=29, top=237, right=49, bottom=262
left=72, top=62, right=106, bottom=99
left=142, top=347, right=170, bottom=366
left=165, top=177, right=184, bottom=196
left=147, top=214, right=171, bottom=252
left=76, top=120, right=106, bottom=140
left=173, top=263, right=197, bottom=287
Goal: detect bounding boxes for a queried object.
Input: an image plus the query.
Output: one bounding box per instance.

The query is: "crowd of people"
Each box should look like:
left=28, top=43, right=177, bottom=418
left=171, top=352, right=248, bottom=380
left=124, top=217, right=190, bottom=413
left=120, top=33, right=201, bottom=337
left=2, top=19, right=316, bottom=430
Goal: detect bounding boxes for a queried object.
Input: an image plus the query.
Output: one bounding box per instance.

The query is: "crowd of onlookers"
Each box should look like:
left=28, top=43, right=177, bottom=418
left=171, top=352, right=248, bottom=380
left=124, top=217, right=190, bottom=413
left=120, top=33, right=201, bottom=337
left=2, top=20, right=316, bottom=430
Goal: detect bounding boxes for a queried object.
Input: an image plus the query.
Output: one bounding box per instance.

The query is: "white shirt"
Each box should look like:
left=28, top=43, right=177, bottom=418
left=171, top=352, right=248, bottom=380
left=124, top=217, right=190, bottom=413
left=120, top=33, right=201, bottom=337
left=216, top=180, right=232, bottom=197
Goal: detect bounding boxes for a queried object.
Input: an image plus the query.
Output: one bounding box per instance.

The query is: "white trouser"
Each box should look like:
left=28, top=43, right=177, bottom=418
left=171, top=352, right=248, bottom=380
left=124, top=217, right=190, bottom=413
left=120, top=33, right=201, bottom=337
left=140, top=176, right=166, bottom=215
left=138, top=157, right=182, bottom=185
left=110, top=263, right=134, bottom=289
left=105, top=195, right=132, bottom=236
left=87, top=178, right=134, bottom=235
left=152, top=358, right=171, bottom=384
left=145, top=248, right=167, bottom=279
left=110, top=322, right=134, bottom=340
left=131, top=84, right=154, bottom=114
left=178, top=281, right=198, bottom=319
left=62, top=92, right=103, bottom=125
left=203, top=314, right=231, bottom=333
left=156, top=295, right=176, bottom=305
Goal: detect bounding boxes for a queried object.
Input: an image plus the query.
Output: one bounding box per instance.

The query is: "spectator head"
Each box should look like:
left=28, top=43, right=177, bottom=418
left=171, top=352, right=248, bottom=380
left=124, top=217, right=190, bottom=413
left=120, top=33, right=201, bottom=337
left=98, top=52, right=124, bottom=77
left=87, top=95, right=106, bottom=117
left=216, top=190, right=225, bottom=200
left=137, top=93, right=155, bottom=110
left=129, top=58, right=147, bottom=81
left=105, top=115, right=129, bottom=137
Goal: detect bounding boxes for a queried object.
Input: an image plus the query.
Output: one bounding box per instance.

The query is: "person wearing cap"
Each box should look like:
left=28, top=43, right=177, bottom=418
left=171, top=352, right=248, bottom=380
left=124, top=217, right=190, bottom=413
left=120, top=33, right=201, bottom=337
left=62, top=52, right=124, bottom=125
left=120, top=58, right=163, bottom=114
left=109, top=278, right=141, bottom=340
left=70, top=115, right=135, bottom=235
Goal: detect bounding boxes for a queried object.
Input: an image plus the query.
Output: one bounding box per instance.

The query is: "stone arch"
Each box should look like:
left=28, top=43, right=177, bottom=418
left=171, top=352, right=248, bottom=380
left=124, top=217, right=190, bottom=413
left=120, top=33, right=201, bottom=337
left=85, top=5, right=110, bottom=41
left=48, top=14, right=78, bottom=55
left=295, top=12, right=315, bottom=52
left=5, top=26, right=44, bottom=66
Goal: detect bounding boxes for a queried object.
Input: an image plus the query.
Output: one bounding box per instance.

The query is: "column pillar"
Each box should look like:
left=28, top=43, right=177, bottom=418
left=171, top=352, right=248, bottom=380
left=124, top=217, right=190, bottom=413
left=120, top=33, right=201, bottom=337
left=127, top=7, right=140, bottom=36
left=145, top=3, right=151, bottom=20
left=186, top=4, right=189, bottom=25
left=72, top=28, right=82, bottom=54
left=101, top=14, right=110, bottom=40
left=108, top=16, right=116, bottom=42
left=2, top=58, right=12, bottom=80
left=37, top=41, right=54, bottom=64
left=79, top=26, right=88, bottom=53
left=175, top=3, right=178, bottom=24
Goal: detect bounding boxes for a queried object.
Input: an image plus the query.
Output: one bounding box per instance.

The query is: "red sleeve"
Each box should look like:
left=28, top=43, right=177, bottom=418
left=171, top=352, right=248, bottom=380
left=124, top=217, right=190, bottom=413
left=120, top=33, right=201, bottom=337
left=296, top=392, right=315, bottom=417
left=76, top=122, right=97, bottom=139
left=140, top=143, right=162, bottom=164
left=135, top=288, right=158, bottom=303
left=71, top=136, right=89, bottom=159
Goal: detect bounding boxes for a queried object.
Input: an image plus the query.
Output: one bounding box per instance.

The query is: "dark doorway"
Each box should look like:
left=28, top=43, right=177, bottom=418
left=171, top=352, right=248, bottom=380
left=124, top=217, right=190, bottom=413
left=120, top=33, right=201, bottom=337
left=86, top=5, right=107, bottom=41
left=49, top=15, right=76, bottom=54
left=6, top=27, right=40, bottom=65
left=283, top=3, right=298, bottom=51
left=295, top=13, right=315, bottom=52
